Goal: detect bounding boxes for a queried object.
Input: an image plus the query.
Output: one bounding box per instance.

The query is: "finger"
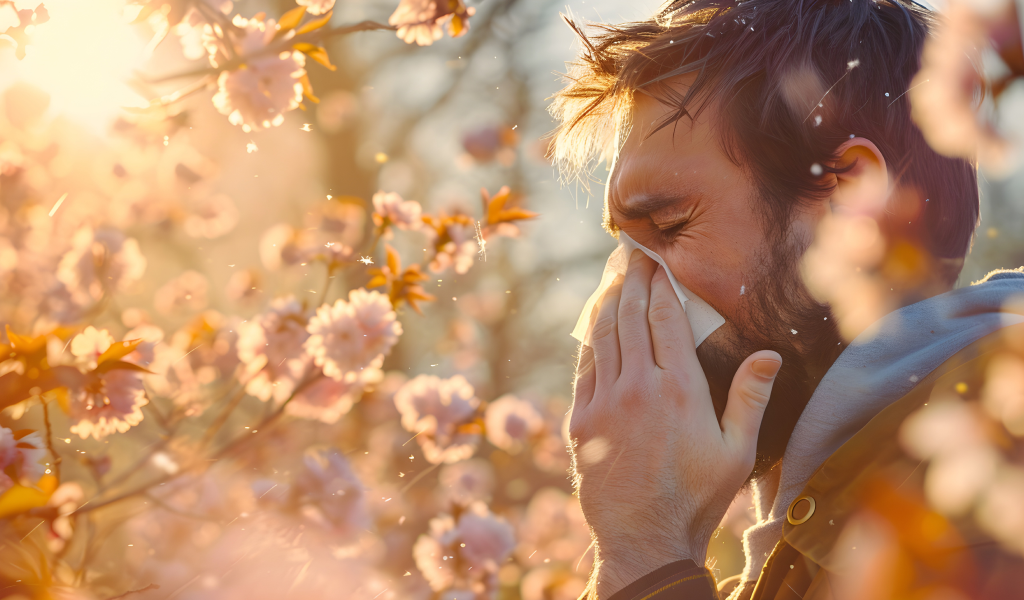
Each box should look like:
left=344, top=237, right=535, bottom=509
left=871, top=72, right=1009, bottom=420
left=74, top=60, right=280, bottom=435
left=617, top=250, right=657, bottom=370
left=591, top=276, right=623, bottom=390
left=721, top=350, right=782, bottom=460
left=573, top=342, right=597, bottom=412
left=647, top=265, right=698, bottom=373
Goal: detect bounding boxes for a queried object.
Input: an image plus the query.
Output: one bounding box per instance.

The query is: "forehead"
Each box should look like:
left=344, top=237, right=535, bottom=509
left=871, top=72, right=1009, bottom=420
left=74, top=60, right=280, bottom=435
left=606, top=86, right=729, bottom=222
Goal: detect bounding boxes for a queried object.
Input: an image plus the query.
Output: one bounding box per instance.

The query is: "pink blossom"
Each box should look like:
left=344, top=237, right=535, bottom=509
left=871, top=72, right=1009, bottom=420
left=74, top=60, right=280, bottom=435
left=259, top=224, right=316, bottom=270
left=294, top=446, right=368, bottom=541
left=393, top=374, right=480, bottom=464
left=304, top=289, right=402, bottom=381
left=225, top=269, right=263, bottom=304
left=123, top=323, right=164, bottom=368
left=0, top=426, right=46, bottom=492
left=297, top=0, right=335, bottom=15
left=388, top=0, right=476, bottom=47
left=413, top=515, right=457, bottom=590
left=173, top=0, right=232, bottom=61
left=236, top=296, right=311, bottom=404
left=484, top=395, right=544, bottom=454
left=286, top=368, right=382, bottom=424
left=56, top=227, right=146, bottom=306
left=154, top=270, right=209, bottom=315
left=516, top=487, right=592, bottom=569
left=427, top=221, right=477, bottom=275
left=70, top=326, right=115, bottom=369
left=183, top=194, right=240, bottom=239
left=372, top=191, right=422, bottom=231
left=212, top=16, right=306, bottom=132
left=69, top=370, right=149, bottom=440
left=438, top=458, right=494, bottom=506
left=143, top=317, right=234, bottom=416
left=47, top=482, right=85, bottom=547
left=457, top=502, right=516, bottom=572
left=413, top=502, right=514, bottom=593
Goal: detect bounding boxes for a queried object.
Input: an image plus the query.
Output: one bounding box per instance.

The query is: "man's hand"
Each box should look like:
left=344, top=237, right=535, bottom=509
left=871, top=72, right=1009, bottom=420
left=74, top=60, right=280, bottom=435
left=570, top=250, right=782, bottom=598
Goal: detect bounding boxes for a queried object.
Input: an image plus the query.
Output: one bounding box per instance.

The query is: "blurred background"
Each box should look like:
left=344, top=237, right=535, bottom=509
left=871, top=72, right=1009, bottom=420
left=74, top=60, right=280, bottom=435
left=0, top=0, right=1021, bottom=598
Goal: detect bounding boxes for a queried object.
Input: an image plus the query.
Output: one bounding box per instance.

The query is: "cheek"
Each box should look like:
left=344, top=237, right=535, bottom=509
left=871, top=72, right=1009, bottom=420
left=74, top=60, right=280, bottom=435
left=665, top=222, right=767, bottom=320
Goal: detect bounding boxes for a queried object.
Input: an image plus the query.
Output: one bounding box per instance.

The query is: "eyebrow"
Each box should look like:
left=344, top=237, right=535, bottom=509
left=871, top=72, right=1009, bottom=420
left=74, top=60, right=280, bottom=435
left=608, top=192, right=692, bottom=228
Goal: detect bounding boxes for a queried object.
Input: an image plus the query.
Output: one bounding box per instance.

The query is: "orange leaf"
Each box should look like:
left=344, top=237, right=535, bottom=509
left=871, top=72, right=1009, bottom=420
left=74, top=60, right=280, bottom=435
left=95, top=360, right=154, bottom=375
left=5, top=325, right=45, bottom=354
left=298, top=73, right=320, bottom=103
left=385, top=244, right=401, bottom=275
left=0, top=474, right=58, bottom=519
left=296, top=10, right=332, bottom=35
left=496, top=207, right=539, bottom=222
left=97, top=339, right=142, bottom=366
left=449, top=13, right=467, bottom=38
left=367, top=275, right=388, bottom=289
left=481, top=186, right=538, bottom=227
left=43, top=387, right=70, bottom=414
left=295, top=43, right=337, bottom=71
left=483, top=186, right=509, bottom=222
left=277, top=5, right=307, bottom=34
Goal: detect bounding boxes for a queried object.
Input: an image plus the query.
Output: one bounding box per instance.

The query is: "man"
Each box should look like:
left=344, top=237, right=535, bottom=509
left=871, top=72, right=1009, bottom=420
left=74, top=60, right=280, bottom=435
left=549, top=1, right=1024, bottom=599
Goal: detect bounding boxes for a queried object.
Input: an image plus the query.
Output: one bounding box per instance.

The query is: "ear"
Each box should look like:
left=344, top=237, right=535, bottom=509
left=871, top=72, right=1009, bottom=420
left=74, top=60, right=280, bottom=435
left=828, top=137, right=888, bottom=215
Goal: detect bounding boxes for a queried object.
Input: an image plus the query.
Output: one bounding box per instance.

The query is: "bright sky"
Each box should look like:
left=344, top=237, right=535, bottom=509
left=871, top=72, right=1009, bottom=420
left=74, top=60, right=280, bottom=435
left=0, top=0, right=148, bottom=132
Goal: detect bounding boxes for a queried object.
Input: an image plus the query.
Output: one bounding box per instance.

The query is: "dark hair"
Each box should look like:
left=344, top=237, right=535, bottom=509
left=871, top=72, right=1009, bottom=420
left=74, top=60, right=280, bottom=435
left=548, top=0, right=979, bottom=266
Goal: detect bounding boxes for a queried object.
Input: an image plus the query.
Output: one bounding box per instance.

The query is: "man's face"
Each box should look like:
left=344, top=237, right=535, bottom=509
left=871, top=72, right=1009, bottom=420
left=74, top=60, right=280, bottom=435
left=606, top=88, right=843, bottom=469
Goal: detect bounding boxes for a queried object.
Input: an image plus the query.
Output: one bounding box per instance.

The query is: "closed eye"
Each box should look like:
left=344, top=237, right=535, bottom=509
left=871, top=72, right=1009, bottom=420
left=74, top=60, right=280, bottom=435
left=655, top=218, right=689, bottom=243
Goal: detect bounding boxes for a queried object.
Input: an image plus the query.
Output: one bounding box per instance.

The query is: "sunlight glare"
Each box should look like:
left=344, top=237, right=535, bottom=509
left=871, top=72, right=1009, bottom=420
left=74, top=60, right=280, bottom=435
left=10, top=0, right=147, bottom=130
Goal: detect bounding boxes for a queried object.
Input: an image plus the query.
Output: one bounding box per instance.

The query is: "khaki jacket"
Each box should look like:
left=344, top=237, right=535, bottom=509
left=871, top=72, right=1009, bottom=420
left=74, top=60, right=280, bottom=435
left=719, top=322, right=1024, bottom=600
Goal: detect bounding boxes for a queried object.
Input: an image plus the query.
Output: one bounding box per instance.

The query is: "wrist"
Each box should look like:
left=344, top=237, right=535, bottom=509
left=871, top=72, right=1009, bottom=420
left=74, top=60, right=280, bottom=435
left=595, top=542, right=701, bottom=599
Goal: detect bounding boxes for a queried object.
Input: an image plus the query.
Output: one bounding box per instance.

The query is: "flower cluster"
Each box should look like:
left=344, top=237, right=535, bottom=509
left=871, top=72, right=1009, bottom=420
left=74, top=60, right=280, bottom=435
left=0, top=3, right=567, bottom=600
left=236, top=295, right=311, bottom=404
left=306, top=288, right=402, bottom=380
left=211, top=16, right=307, bottom=132
left=900, top=361, right=1024, bottom=555
left=0, top=427, right=46, bottom=494
left=388, top=0, right=476, bottom=46
left=394, top=374, right=481, bottom=464
left=413, top=502, right=516, bottom=596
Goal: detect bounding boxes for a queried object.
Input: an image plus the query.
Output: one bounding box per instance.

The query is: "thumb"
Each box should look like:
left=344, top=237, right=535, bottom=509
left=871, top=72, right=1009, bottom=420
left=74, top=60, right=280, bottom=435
left=721, top=350, right=782, bottom=458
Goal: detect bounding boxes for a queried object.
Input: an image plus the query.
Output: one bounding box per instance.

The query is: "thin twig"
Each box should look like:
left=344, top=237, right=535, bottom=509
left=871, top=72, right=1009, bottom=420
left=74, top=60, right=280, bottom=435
left=101, top=437, right=171, bottom=491
left=105, top=583, right=159, bottom=600
left=142, top=21, right=395, bottom=85
left=132, top=74, right=215, bottom=111
left=321, top=263, right=337, bottom=299
left=73, top=378, right=313, bottom=517
left=41, top=400, right=62, bottom=480
left=144, top=493, right=221, bottom=522
left=199, top=385, right=247, bottom=449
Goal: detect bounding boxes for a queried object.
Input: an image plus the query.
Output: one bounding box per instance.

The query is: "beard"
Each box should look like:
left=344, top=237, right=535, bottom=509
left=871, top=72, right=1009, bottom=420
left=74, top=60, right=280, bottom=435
left=695, top=225, right=844, bottom=477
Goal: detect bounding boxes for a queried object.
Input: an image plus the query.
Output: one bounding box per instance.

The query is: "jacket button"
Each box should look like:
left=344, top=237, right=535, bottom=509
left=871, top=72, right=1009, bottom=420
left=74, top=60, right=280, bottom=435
left=787, top=495, right=815, bottom=525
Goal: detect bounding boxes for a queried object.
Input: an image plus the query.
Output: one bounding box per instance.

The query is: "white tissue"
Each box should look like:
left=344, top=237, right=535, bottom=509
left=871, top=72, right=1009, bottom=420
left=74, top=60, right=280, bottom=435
left=571, top=231, right=726, bottom=348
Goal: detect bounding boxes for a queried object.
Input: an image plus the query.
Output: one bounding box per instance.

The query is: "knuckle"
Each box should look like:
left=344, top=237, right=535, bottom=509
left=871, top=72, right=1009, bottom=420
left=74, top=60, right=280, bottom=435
left=618, top=297, right=648, bottom=317
left=567, top=418, right=592, bottom=443
left=616, top=378, right=650, bottom=403
left=656, top=369, right=687, bottom=391
left=592, top=316, right=617, bottom=340
left=738, top=385, right=771, bottom=408
left=647, top=301, right=677, bottom=323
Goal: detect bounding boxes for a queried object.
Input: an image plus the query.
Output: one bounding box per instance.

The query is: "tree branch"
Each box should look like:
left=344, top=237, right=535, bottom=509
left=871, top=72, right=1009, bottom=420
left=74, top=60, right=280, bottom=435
left=141, top=21, right=396, bottom=85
